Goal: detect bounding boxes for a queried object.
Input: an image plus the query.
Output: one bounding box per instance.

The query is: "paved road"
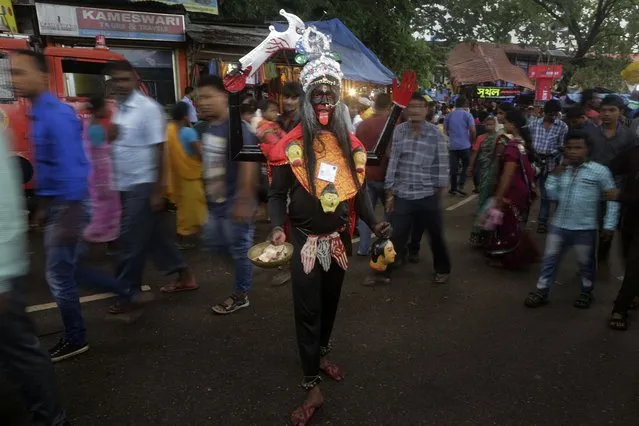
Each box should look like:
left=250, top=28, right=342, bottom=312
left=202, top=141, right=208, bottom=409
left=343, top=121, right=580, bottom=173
left=3, top=195, right=639, bottom=426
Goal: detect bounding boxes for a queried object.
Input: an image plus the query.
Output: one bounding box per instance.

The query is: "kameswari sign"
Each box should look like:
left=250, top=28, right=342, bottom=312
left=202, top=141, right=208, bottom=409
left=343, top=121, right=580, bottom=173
left=476, top=87, right=520, bottom=99
left=36, top=3, right=185, bottom=42
left=132, top=0, right=218, bottom=15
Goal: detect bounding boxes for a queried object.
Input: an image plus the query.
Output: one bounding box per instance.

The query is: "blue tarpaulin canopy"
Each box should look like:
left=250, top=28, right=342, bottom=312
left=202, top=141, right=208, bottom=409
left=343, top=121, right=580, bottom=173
left=274, top=19, right=395, bottom=85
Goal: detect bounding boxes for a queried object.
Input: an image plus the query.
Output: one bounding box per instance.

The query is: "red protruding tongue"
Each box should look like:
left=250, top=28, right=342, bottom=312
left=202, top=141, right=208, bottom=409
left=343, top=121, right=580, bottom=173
left=318, top=111, right=329, bottom=125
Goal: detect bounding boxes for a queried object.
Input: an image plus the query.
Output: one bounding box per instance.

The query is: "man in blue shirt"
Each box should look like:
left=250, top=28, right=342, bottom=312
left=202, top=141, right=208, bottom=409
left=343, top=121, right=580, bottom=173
left=444, top=96, right=476, bottom=195
left=525, top=130, right=619, bottom=309
left=12, top=50, right=92, bottom=363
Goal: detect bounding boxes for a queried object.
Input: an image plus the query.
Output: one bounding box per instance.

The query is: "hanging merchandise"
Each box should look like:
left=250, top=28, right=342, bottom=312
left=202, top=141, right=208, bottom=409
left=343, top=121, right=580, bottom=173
left=208, top=59, right=219, bottom=77
left=264, top=62, right=278, bottom=80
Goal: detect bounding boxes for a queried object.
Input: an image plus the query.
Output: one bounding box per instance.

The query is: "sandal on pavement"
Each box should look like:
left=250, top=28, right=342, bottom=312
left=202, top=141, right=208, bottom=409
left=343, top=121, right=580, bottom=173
left=525, top=291, right=549, bottom=308
left=609, top=312, right=629, bottom=331
left=291, top=402, right=323, bottom=426
left=160, top=280, right=199, bottom=294
left=211, top=293, right=250, bottom=315
left=319, top=359, right=345, bottom=382
left=574, top=292, right=593, bottom=309
left=433, top=273, right=449, bottom=285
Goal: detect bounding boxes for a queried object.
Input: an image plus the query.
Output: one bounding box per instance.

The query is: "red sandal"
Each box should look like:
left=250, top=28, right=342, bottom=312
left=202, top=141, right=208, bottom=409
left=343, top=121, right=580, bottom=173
left=291, top=402, right=323, bottom=426
left=320, top=360, right=344, bottom=382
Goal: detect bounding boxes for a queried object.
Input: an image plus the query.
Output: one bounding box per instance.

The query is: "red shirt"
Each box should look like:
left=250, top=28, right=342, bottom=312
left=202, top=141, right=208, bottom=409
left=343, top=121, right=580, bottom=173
left=355, top=113, right=391, bottom=182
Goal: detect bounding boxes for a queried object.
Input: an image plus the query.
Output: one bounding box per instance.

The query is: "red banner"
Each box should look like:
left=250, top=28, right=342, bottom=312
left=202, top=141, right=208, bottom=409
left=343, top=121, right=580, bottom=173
left=535, top=78, right=553, bottom=101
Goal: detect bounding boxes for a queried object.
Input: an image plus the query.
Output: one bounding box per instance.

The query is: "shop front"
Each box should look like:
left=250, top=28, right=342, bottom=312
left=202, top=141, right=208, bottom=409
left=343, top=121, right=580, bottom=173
left=35, top=3, right=187, bottom=106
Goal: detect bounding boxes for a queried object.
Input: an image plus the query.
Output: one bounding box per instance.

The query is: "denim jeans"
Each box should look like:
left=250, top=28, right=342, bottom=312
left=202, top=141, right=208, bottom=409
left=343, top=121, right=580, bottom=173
left=0, top=276, right=67, bottom=426
left=45, top=201, right=131, bottom=345
left=537, top=171, right=551, bottom=225
left=116, top=183, right=186, bottom=295
left=536, top=226, right=597, bottom=294
left=202, top=203, right=255, bottom=294
left=356, top=180, right=386, bottom=255
left=449, top=148, right=470, bottom=191
left=44, top=201, right=88, bottom=346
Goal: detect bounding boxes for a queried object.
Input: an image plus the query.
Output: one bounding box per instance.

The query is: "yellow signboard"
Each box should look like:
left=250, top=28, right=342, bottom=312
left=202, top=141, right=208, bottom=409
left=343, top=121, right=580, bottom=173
left=133, top=0, right=218, bottom=15
left=0, top=0, right=18, bottom=33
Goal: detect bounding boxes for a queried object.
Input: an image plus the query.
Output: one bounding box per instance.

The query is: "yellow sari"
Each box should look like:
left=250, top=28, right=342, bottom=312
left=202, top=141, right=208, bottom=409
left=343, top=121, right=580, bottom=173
left=165, top=122, right=207, bottom=236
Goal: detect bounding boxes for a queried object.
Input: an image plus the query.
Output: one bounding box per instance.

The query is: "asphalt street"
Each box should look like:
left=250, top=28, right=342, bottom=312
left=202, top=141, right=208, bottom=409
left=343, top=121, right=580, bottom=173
left=2, top=194, right=639, bottom=426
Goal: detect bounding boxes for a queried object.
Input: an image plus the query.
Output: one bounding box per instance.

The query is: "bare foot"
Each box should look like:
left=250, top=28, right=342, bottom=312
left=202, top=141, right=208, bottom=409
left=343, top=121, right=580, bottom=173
left=320, top=357, right=345, bottom=381
left=291, top=387, right=324, bottom=426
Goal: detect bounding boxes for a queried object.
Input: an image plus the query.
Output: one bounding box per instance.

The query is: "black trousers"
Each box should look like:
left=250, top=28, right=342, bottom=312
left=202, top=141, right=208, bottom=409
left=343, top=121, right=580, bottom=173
left=290, top=228, right=348, bottom=382
left=613, top=231, right=639, bottom=313
left=0, top=276, right=67, bottom=426
left=390, top=195, right=451, bottom=274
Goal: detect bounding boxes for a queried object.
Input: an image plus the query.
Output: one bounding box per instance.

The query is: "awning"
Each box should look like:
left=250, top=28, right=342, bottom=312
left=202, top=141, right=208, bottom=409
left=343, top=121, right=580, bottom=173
left=187, top=23, right=269, bottom=48
left=447, top=43, right=534, bottom=89
left=274, top=19, right=395, bottom=85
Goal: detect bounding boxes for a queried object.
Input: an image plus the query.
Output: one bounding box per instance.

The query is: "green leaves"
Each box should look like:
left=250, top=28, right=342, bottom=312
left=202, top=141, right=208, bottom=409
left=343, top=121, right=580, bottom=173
left=218, top=0, right=435, bottom=85
left=417, top=0, right=639, bottom=59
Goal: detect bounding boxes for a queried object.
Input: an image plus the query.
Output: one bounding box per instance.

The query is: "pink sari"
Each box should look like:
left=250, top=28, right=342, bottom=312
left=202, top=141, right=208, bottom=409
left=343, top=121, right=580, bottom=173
left=83, top=119, right=121, bottom=243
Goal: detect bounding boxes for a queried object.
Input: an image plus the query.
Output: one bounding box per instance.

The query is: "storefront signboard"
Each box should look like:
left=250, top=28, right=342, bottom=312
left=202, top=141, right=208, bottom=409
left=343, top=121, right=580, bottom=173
left=132, top=0, right=218, bottom=15
left=476, top=87, right=520, bottom=99
left=35, top=3, right=185, bottom=42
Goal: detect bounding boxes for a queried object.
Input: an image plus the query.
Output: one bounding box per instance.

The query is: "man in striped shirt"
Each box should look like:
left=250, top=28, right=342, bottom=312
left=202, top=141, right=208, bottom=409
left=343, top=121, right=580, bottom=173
left=384, top=93, right=452, bottom=284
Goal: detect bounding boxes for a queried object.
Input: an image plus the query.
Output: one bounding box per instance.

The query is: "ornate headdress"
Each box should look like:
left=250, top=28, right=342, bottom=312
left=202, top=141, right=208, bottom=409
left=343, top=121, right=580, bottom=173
left=296, top=26, right=344, bottom=93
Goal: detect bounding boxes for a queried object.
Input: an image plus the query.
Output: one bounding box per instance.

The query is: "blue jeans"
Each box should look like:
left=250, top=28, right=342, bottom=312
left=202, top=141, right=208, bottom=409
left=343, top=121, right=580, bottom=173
left=537, top=171, right=551, bottom=225
left=202, top=203, right=254, bottom=294
left=116, top=183, right=186, bottom=295
left=356, top=180, right=386, bottom=255
left=45, top=201, right=131, bottom=346
left=536, top=226, right=597, bottom=294
left=44, top=201, right=88, bottom=346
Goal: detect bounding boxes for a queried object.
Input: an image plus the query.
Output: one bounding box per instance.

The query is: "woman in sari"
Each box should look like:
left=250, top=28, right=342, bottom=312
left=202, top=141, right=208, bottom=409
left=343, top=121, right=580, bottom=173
left=467, top=116, right=499, bottom=247
left=165, top=102, right=207, bottom=249
left=482, top=109, right=539, bottom=269
left=83, top=97, right=120, bottom=250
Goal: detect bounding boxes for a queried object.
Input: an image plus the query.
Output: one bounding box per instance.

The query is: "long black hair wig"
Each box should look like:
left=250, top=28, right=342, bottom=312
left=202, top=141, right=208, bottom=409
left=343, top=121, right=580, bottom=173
left=300, top=82, right=361, bottom=197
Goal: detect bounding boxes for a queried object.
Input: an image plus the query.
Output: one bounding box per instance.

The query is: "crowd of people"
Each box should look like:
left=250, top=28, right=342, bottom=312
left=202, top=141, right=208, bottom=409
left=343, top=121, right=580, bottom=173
left=1, top=40, right=639, bottom=425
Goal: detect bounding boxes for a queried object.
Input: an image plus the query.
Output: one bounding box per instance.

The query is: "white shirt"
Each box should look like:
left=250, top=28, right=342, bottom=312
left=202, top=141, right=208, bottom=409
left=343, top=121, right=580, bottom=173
left=182, top=95, right=198, bottom=123
left=112, top=90, right=166, bottom=191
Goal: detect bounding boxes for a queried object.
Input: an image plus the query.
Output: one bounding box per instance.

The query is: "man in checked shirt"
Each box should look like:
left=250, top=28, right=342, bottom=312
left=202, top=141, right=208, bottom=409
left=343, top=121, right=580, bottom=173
left=529, top=100, right=568, bottom=233
left=384, top=93, right=452, bottom=285
left=525, top=130, right=619, bottom=309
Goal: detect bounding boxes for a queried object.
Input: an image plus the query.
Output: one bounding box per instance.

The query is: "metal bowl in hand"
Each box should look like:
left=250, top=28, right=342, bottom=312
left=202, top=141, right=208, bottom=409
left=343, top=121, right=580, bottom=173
left=248, top=241, right=294, bottom=269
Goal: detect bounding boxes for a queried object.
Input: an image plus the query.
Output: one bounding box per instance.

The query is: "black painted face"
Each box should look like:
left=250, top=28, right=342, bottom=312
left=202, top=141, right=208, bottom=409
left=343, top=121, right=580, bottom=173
left=310, top=84, right=337, bottom=106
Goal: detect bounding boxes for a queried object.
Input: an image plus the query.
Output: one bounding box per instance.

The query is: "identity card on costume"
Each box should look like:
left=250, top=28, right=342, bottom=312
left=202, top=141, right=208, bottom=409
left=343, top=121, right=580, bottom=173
left=318, top=162, right=338, bottom=183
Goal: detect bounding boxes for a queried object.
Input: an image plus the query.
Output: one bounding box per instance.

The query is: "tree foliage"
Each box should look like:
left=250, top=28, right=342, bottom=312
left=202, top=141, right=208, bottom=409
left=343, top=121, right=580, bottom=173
left=217, top=0, right=435, bottom=84
left=567, top=55, right=632, bottom=92
left=418, top=0, right=639, bottom=59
